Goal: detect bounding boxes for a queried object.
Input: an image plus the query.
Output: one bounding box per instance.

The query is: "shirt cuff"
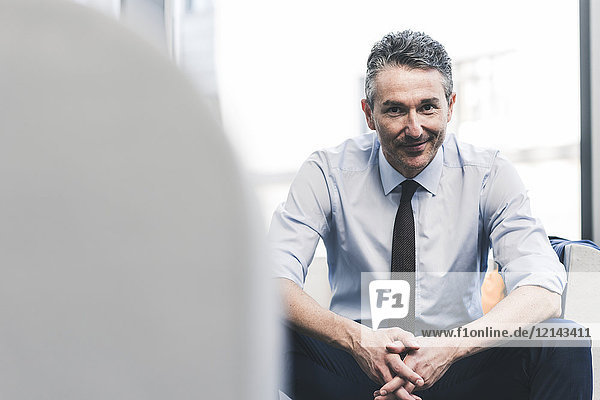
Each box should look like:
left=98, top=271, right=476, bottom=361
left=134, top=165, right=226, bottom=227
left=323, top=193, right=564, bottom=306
left=500, top=254, right=567, bottom=295
left=271, top=252, right=306, bottom=289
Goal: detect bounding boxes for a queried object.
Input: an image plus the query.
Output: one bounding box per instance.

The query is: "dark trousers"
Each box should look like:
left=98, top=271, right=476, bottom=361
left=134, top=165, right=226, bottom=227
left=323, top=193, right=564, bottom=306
left=282, top=319, right=592, bottom=400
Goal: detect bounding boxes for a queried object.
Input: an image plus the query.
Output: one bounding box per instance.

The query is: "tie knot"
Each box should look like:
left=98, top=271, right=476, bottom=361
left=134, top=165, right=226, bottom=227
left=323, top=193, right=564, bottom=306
left=400, top=180, right=419, bottom=202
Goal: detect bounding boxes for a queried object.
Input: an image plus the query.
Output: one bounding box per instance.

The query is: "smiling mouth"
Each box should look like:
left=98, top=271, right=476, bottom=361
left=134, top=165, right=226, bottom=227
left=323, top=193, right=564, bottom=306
left=402, top=141, right=427, bottom=147
left=400, top=140, right=429, bottom=151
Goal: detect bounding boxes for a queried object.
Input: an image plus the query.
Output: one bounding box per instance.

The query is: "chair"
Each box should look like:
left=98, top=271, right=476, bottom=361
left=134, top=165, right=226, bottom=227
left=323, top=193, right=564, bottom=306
left=0, top=1, right=278, bottom=398
left=562, top=244, right=600, bottom=395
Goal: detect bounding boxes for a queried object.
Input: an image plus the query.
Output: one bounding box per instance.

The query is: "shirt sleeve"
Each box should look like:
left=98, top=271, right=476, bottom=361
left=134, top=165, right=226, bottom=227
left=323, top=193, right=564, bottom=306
left=481, top=154, right=566, bottom=295
left=268, top=152, right=333, bottom=288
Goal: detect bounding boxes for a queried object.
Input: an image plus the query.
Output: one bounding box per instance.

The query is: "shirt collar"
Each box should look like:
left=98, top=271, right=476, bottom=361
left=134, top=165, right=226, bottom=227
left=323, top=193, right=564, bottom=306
left=378, top=139, right=444, bottom=196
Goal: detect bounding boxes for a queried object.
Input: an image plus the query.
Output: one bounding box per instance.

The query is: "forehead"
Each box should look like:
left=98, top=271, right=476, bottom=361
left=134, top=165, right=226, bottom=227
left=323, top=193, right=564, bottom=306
left=373, top=66, right=446, bottom=104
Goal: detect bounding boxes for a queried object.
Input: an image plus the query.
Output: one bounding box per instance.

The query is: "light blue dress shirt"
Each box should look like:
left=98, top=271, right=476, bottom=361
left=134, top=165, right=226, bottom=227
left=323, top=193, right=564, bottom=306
left=269, top=132, right=566, bottom=330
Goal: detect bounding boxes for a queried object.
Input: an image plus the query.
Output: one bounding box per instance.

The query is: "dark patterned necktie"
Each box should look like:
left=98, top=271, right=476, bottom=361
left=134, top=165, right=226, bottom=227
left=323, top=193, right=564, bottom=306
left=390, top=179, right=419, bottom=333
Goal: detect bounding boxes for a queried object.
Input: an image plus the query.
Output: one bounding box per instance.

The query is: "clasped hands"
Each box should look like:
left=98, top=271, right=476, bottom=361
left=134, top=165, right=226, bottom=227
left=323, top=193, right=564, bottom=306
left=351, top=327, right=457, bottom=400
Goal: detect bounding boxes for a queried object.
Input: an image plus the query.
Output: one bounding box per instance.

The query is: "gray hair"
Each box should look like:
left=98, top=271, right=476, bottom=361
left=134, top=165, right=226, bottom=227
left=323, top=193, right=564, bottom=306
left=365, top=30, right=453, bottom=109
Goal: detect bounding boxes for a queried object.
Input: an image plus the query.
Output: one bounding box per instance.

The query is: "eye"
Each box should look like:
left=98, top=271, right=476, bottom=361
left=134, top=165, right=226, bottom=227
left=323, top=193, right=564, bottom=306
left=386, top=106, right=405, bottom=115
left=420, top=104, right=437, bottom=114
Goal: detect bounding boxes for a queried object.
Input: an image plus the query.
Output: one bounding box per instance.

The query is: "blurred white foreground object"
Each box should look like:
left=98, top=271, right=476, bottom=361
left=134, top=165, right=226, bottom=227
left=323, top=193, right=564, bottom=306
left=0, top=0, right=278, bottom=398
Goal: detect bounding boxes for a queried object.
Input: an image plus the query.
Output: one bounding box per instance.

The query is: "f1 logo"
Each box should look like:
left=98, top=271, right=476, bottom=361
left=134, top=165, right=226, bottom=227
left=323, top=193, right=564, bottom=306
left=369, top=280, right=411, bottom=330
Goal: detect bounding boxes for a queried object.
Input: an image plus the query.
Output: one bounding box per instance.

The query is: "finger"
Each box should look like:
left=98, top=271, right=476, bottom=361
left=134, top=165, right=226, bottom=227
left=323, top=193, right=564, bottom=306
left=377, top=376, right=403, bottom=396
left=385, top=341, right=406, bottom=354
left=375, top=364, right=395, bottom=386
left=373, top=390, right=396, bottom=399
left=391, top=386, right=414, bottom=400
left=374, top=391, right=406, bottom=400
left=387, top=340, right=419, bottom=352
left=402, top=337, right=421, bottom=350
left=375, top=392, right=414, bottom=400
left=374, top=394, right=396, bottom=400
left=377, top=378, right=416, bottom=398
left=401, top=382, right=416, bottom=394
left=386, top=358, right=423, bottom=386
left=373, top=364, right=393, bottom=386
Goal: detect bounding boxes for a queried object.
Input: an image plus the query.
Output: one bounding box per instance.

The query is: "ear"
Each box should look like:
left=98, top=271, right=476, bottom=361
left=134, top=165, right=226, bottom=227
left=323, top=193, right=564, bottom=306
left=361, top=99, right=376, bottom=131
left=447, top=92, right=456, bottom=123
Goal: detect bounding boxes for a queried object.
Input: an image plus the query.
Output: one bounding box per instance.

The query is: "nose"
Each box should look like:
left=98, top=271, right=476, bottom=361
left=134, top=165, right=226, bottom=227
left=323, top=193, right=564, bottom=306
left=404, top=110, right=423, bottom=139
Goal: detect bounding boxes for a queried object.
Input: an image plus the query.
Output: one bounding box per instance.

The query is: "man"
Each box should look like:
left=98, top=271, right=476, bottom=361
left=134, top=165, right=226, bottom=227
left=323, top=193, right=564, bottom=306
left=270, top=30, right=592, bottom=399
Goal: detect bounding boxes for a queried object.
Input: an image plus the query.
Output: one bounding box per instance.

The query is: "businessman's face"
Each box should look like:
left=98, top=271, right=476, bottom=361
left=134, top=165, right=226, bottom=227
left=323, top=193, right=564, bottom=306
left=362, top=66, right=455, bottom=178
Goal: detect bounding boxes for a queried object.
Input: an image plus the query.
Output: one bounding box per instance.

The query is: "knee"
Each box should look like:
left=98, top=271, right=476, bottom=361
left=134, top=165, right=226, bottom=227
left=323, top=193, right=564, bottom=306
left=528, top=319, right=592, bottom=374
left=541, top=318, right=592, bottom=348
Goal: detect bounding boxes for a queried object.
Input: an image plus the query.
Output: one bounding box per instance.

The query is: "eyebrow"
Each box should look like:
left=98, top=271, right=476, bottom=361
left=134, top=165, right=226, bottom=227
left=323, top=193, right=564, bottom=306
left=381, top=97, right=442, bottom=107
left=420, top=97, right=442, bottom=105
